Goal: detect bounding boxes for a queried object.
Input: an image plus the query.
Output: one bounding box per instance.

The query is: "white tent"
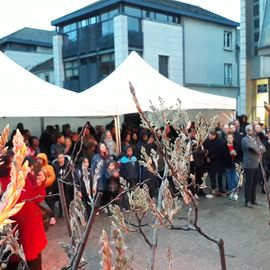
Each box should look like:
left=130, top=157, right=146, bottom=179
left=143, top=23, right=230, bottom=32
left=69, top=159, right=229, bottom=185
left=0, top=52, right=85, bottom=117
left=79, top=51, right=236, bottom=117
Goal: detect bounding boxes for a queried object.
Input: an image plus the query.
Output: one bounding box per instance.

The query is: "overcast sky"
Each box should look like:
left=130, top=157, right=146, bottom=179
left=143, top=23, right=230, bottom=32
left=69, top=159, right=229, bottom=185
left=0, top=0, right=240, bottom=38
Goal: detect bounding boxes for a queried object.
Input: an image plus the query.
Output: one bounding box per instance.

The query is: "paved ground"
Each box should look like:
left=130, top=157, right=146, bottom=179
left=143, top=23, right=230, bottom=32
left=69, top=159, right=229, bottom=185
left=43, top=189, right=270, bottom=270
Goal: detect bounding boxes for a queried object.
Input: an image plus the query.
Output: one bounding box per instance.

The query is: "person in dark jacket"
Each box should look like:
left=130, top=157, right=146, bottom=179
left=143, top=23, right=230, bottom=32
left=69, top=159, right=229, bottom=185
left=104, top=161, right=121, bottom=207
left=262, top=134, right=270, bottom=193
left=50, top=133, right=65, bottom=161
left=52, top=153, right=73, bottom=216
left=91, top=143, right=111, bottom=208
left=229, top=122, right=243, bottom=161
left=219, top=124, right=230, bottom=144
left=119, top=146, right=139, bottom=187
left=39, top=125, right=55, bottom=159
left=203, top=130, right=225, bottom=194
left=223, top=133, right=239, bottom=200
left=241, top=124, right=265, bottom=207
left=136, top=130, right=149, bottom=160
left=239, top=114, right=249, bottom=135
left=190, top=143, right=208, bottom=196
left=74, top=157, right=92, bottom=218
left=82, top=127, right=98, bottom=164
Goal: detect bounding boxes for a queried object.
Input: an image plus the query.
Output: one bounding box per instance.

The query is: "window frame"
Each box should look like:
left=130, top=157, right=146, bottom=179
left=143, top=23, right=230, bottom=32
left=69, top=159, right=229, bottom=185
left=223, top=31, right=233, bottom=50
left=159, top=55, right=169, bottom=78
left=224, top=63, right=232, bottom=86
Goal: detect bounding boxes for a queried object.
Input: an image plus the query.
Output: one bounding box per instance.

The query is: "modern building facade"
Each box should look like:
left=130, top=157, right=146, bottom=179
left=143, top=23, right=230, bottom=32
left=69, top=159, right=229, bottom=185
left=240, top=0, right=270, bottom=123
left=52, top=0, right=239, bottom=99
left=0, top=27, right=55, bottom=83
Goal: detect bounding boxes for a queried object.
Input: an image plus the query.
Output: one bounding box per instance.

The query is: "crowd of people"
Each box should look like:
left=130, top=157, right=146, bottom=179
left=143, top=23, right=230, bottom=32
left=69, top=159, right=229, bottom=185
left=0, top=114, right=269, bottom=269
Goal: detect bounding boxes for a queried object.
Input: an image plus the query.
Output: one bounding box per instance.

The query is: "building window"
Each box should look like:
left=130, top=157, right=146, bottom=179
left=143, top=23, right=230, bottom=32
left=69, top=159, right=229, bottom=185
left=254, top=32, right=260, bottom=42
left=224, top=64, right=232, bottom=85
left=156, top=13, right=168, bottom=23
left=253, top=4, right=259, bottom=16
left=63, top=23, right=77, bottom=33
left=254, top=46, right=258, bottom=56
left=224, top=31, right=232, bottom=50
left=159, top=55, right=169, bottom=78
left=99, top=53, right=115, bottom=79
left=101, top=19, right=113, bottom=36
left=63, top=23, right=77, bottom=42
left=64, top=60, right=79, bottom=79
left=128, top=17, right=141, bottom=32
left=124, top=6, right=141, bottom=17
left=254, top=18, right=260, bottom=29
left=80, top=19, right=89, bottom=28
left=257, top=84, right=268, bottom=93
left=45, top=74, right=50, bottom=82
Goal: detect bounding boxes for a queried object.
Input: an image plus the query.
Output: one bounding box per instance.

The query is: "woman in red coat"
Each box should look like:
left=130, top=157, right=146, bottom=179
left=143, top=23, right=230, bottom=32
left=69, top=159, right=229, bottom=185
left=0, top=154, right=47, bottom=270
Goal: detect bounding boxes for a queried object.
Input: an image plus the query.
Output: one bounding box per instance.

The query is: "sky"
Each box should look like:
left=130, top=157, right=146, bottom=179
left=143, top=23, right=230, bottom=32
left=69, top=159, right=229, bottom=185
left=0, top=0, right=240, bottom=38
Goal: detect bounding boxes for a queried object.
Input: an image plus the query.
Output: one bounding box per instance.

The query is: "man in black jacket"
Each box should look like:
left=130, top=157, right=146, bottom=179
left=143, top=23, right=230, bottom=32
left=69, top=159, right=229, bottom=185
left=204, top=130, right=225, bottom=194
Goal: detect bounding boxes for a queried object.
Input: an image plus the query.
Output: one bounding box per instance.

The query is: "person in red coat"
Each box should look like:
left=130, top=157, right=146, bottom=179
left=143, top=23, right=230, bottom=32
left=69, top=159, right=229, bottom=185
left=0, top=154, right=47, bottom=270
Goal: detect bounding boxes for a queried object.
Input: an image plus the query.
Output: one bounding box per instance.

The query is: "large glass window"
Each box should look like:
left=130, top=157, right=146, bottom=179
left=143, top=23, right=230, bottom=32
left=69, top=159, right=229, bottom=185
left=124, top=6, right=141, bottom=17
left=63, top=23, right=77, bottom=33
left=101, top=12, right=109, bottom=21
left=66, top=31, right=77, bottom=42
left=254, top=32, right=260, bottom=42
left=102, top=19, right=114, bottom=36
left=254, top=18, right=260, bottom=29
left=141, top=8, right=180, bottom=24
left=159, top=55, right=169, bottom=78
left=99, top=53, right=115, bottom=79
left=90, top=17, right=97, bottom=24
left=156, top=13, right=168, bottom=23
left=64, top=61, right=79, bottom=79
left=224, top=63, right=232, bottom=85
left=80, top=19, right=89, bottom=28
left=128, top=17, right=141, bottom=32
left=253, top=4, right=259, bottom=16
left=109, top=9, right=119, bottom=18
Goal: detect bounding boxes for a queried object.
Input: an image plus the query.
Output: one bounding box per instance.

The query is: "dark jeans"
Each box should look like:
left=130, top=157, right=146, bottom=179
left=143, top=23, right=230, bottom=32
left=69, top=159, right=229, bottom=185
left=45, top=186, right=56, bottom=217
left=8, top=253, right=42, bottom=270
left=208, top=162, right=224, bottom=191
left=244, top=167, right=259, bottom=204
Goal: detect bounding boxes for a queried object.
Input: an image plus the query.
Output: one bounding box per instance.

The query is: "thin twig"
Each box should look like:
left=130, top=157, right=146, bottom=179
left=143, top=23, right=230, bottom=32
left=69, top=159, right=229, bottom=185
left=99, top=178, right=151, bottom=210
left=135, top=211, right=152, bottom=248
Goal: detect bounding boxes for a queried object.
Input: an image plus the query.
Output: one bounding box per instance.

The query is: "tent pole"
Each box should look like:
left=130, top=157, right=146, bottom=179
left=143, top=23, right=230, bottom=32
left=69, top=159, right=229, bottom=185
left=117, top=115, right=122, bottom=154
left=40, top=117, right=45, bottom=133
left=114, top=116, right=119, bottom=153
left=114, top=115, right=121, bottom=155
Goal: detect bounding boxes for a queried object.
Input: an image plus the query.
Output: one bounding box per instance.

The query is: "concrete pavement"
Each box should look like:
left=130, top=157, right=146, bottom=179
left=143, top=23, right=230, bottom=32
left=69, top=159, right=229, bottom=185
left=42, top=190, right=270, bottom=270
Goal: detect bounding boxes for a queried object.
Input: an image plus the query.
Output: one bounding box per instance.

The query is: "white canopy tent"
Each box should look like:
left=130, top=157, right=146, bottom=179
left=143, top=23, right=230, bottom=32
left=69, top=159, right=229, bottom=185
left=79, top=51, right=236, bottom=152
left=0, top=52, right=85, bottom=117
left=0, top=52, right=115, bottom=135
left=79, top=51, right=236, bottom=116
left=0, top=51, right=236, bottom=139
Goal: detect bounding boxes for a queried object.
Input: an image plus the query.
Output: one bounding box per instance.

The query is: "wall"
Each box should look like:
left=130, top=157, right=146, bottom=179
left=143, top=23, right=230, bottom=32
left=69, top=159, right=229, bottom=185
left=35, top=70, right=55, bottom=85
left=184, top=17, right=238, bottom=91
left=4, top=50, right=52, bottom=70
left=143, top=19, right=183, bottom=85
left=53, top=35, right=65, bottom=87
left=114, top=15, right=128, bottom=68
